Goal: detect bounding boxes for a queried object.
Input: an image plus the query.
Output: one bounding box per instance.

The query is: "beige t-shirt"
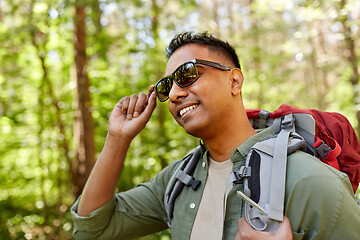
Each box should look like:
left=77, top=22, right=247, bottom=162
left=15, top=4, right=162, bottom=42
left=190, top=157, right=233, bottom=240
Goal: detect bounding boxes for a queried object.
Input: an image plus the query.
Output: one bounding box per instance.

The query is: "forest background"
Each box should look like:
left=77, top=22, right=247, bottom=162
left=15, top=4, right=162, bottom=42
left=1, top=0, right=359, bottom=239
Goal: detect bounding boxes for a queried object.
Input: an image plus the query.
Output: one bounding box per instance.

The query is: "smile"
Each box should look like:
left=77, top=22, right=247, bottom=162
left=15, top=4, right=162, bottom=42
left=180, top=104, right=199, bottom=117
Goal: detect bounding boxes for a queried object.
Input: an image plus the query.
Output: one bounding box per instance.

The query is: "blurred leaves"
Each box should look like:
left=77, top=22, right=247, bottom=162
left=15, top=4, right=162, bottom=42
left=0, top=0, right=359, bottom=239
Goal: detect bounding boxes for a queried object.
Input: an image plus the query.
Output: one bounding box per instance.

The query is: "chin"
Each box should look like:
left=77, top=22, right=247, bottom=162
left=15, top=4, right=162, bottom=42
left=182, top=121, right=208, bottom=138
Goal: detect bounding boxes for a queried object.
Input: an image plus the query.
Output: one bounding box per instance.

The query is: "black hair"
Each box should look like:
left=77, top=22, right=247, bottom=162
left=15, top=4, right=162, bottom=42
left=166, top=32, right=241, bottom=69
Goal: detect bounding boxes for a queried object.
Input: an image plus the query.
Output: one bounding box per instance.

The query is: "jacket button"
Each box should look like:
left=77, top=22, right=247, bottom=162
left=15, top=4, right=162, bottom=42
left=190, top=203, right=196, bottom=209
left=202, top=162, right=206, bottom=168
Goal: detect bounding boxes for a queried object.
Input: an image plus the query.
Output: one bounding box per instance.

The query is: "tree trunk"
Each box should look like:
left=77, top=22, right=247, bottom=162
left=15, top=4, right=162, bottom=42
left=248, top=0, right=264, bottom=108
left=73, top=5, right=95, bottom=198
left=151, top=0, right=168, bottom=169
left=339, top=0, right=360, bottom=134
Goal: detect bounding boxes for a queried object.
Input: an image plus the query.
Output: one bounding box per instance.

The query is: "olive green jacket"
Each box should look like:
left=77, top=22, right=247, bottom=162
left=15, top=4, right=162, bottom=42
left=71, top=127, right=360, bottom=240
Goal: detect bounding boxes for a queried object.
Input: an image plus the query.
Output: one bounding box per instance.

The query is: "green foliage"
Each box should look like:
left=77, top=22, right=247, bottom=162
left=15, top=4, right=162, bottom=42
left=0, top=0, right=359, bottom=239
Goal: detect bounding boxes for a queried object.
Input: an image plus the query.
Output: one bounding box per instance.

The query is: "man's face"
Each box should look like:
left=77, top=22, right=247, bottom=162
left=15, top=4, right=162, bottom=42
left=165, top=44, right=236, bottom=139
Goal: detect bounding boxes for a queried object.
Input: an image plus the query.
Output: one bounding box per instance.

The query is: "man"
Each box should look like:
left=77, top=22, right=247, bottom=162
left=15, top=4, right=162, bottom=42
left=71, top=32, right=360, bottom=239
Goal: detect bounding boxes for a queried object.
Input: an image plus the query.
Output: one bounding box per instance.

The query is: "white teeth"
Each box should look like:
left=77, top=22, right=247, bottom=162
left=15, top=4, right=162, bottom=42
left=180, top=104, right=199, bottom=116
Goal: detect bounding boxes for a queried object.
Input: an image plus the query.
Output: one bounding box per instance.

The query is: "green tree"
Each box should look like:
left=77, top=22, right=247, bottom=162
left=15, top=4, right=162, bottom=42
left=0, top=0, right=359, bottom=239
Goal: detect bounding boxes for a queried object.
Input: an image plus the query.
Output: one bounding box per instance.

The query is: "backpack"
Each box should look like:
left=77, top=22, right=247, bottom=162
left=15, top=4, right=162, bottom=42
left=163, top=104, right=360, bottom=231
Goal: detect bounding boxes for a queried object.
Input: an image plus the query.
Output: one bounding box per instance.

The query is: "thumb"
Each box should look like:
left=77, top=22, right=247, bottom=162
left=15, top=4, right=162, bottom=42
left=278, top=216, right=291, bottom=230
left=237, top=218, right=252, bottom=231
left=276, top=216, right=293, bottom=239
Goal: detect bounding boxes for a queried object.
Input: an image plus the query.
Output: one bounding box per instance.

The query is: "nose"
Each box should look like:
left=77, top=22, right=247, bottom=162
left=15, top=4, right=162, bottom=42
left=168, top=82, right=188, bottom=102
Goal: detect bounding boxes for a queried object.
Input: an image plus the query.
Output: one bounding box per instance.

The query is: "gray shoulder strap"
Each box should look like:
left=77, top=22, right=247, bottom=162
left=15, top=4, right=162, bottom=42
left=268, top=114, right=294, bottom=222
left=164, top=146, right=202, bottom=227
left=237, top=113, right=307, bottom=232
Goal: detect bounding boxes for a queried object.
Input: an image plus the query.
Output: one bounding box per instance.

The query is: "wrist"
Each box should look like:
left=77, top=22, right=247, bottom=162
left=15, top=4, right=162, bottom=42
left=105, top=132, right=132, bottom=150
left=95, top=132, right=131, bottom=170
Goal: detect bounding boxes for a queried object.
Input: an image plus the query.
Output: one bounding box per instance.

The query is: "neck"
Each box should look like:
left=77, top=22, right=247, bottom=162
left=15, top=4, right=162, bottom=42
left=203, top=117, right=256, bottom=162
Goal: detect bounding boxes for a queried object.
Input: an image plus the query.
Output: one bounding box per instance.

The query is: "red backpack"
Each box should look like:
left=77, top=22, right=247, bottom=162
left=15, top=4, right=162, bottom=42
left=246, top=104, right=360, bottom=193
left=164, top=104, right=360, bottom=230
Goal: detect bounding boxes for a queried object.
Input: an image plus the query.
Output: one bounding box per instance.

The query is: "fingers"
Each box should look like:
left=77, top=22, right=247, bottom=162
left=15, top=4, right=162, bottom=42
left=141, top=91, right=157, bottom=119
left=279, top=216, right=291, bottom=230
left=235, top=217, right=293, bottom=240
left=126, top=94, right=139, bottom=119
left=237, top=217, right=252, bottom=233
left=120, top=94, right=140, bottom=120
left=277, top=217, right=293, bottom=239
left=118, top=86, right=156, bottom=120
left=147, top=85, right=155, bottom=99
left=133, top=93, right=147, bottom=118
left=235, top=218, right=252, bottom=240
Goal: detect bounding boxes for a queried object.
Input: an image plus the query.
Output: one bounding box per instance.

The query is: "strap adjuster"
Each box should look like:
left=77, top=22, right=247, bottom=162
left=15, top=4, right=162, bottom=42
left=175, top=170, right=201, bottom=190
left=314, top=138, right=332, bottom=159
left=259, top=110, right=270, bottom=119
left=281, top=114, right=295, bottom=129
left=313, top=137, right=341, bottom=170
left=188, top=179, right=201, bottom=190
left=233, top=166, right=251, bottom=184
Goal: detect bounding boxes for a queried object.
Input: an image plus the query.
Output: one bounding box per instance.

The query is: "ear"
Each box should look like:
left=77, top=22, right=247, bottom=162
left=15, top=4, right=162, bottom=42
left=230, top=68, right=244, bottom=96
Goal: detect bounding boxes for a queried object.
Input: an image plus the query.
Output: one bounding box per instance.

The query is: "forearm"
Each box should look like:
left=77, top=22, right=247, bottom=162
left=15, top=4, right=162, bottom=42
left=76, top=86, right=156, bottom=217
left=77, top=133, right=131, bottom=216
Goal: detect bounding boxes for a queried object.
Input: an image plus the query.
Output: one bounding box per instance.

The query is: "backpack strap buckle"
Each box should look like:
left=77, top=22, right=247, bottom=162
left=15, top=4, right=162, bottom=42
left=314, top=138, right=332, bottom=159
left=258, top=110, right=270, bottom=129
left=175, top=170, right=201, bottom=190
left=232, top=166, right=251, bottom=184
left=313, top=137, right=341, bottom=170
left=281, top=114, right=296, bottom=130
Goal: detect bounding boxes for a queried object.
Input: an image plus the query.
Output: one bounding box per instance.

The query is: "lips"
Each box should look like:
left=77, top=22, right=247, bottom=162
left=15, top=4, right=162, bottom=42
left=179, top=104, right=199, bottom=117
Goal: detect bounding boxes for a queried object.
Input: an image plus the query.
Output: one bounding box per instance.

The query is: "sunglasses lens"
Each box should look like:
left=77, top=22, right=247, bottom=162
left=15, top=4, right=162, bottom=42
left=156, top=77, right=172, bottom=101
left=156, top=62, right=198, bottom=102
left=174, top=62, right=198, bottom=87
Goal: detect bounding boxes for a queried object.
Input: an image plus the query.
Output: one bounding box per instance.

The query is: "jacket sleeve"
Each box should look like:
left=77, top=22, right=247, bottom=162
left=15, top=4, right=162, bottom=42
left=71, top=159, right=182, bottom=240
left=325, top=176, right=360, bottom=240
left=285, top=151, right=360, bottom=240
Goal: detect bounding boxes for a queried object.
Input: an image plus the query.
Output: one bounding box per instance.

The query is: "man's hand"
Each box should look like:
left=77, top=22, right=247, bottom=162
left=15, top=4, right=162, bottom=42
left=234, top=217, right=293, bottom=240
left=77, top=85, right=157, bottom=217
left=108, top=85, right=157, bottom=140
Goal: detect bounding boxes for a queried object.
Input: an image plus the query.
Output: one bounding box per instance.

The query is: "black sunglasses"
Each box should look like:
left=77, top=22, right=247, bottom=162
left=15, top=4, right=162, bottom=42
left=155, top=58, right=232, bottom=102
